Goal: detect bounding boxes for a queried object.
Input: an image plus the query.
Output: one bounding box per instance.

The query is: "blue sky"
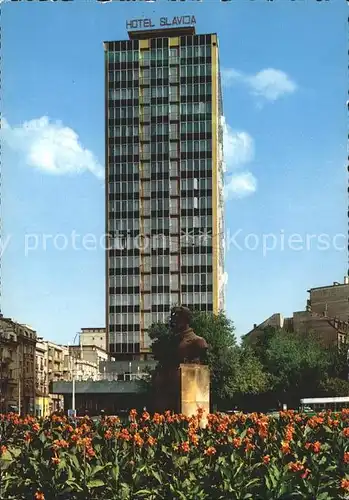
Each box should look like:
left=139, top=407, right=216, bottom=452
left=1, top=1, right=347, bottom=344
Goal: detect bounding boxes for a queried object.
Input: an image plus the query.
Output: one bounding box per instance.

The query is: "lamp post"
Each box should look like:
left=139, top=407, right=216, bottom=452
left=70, top=332, right=81, bottom=417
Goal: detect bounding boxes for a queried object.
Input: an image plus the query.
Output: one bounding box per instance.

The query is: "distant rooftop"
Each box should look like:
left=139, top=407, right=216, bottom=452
left=128, top=26, right=196, bottom=40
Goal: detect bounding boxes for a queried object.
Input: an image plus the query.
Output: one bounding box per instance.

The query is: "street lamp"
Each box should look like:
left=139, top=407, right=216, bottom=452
left=69, top=332, right=81, bottom=417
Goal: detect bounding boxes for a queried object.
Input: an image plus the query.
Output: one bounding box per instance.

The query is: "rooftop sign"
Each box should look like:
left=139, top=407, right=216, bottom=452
left=126, top=16, right=196, bottom=31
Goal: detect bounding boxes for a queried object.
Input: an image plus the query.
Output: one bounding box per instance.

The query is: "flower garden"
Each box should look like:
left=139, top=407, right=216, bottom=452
left=1, top=409, right=349, bottom=500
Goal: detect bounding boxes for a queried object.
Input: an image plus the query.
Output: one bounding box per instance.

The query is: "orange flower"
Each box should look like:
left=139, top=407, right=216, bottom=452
left=247, top=427, right=255, bottom=437
left=133, top=433, right=144, bottom=447
left=263, top=455, right=270, bottom=465
left=118, top=429, right=131, bottom=441
left=86, top=447, right=95, bottom=458
left=129, top=409, right=137, bottom=420
left=232, top=437, right=242, bottom=448
left=313, top=441, right=321, bottom=453
left=104, top=429, right=113, bottom=440
left=341, top=478, right=349, bottom=491
left=204, top=446, right=216, bottom=456
left=344, top=452, right=349, bottom=464
left=32, top=423, right=40, bottom=432
left=141, top=411, right=150, bottom=421
left=301, top=468, right=311, bottom=479
left=245, top=442, right=255, bottom=452
left=180, top=441, right=190, bottom=453
left=34, top=492, right=45, bottom=500
left=343, top=427, right=349, bottom=438
left=288, top=461, right=304, bottom=472
left=52, top=439, right=69, bottom=450
left=24, top=432, right=31, bottom=443
left=305, top=441, right=321, bottom=453
left=51, top=457, right=60, bottom=465
left=147, top=436, right=157, bottom=446
left=0, top=445, right=7, bottom=455
left=285, top=424, right=295, bottom=442
left=281, top=441, right=291, bottom=454
left=189, top=433, right=199, bottom=446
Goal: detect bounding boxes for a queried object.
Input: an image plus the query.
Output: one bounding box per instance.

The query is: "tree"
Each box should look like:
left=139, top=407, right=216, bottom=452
left=319, top=377, right=349, bottom=397
left=148, top=310, right=269, bottom=409
left=249, top=328, right=330, bottom=406
left=148, top=310, right=240, bottom=408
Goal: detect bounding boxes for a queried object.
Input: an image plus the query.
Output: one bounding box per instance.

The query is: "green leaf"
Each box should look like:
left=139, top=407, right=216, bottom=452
left=70, top=454, right=80, bottom=471
left=91, top=464, right=108, bottom=476
left=152, top=470, right=162, bottom=484
left=0, top=450, right=13, bottom=462
left=111, top=464, right=120, bottom=481
left=316, top=493, right=330, bottom=500
left=87, top=479, right=105, bottom=488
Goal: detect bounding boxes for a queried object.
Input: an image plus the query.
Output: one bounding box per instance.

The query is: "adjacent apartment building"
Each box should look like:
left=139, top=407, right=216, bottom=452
left=0, top=317, right=36, bottom=414
left=104, top=23, right=225, bottom=360
left=245, top=277, right=349, bottom=347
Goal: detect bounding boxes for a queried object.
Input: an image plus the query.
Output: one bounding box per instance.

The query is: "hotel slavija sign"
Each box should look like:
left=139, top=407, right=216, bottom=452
left=126, top=16, right=197, bottom=30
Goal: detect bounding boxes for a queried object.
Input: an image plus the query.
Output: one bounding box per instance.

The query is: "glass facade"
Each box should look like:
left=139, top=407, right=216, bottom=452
left=105, top=29, right=224, bottom=360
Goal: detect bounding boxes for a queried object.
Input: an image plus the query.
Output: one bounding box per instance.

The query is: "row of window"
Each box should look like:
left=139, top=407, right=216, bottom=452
left=108, top=178, right=212, bottom=197
left=109, top=181, right=139, bottom=194
left=181, top=254, right=213, bottom=266
left=141, top=66, right=179, bottom=80
left=110, top=141, right=213, bottom=158
left=180, top=121, right=212, bottom=134
left=109, top=126, right=139, bottom=138
left=109, top=85, right=210, bottom=102
left=108, top=161, right=179, bottom=176
left=180, top=141, right=212, bottom=153
left=109, top=276, right=140, bottom=287
left=180, top=84, right=212, bottom=97
left=180, top=46, right=211, bottom=59
left=108, top=101, right=212, bottom=121
left=180, top=65, right=212, bottom=78
left=108, top=252, right=212, bottom=270
left=107, top=51, right=139, bottom=63
left=108, top=234, right=180, bottom=252
left=108, top=70, right=139, bottom=83
left=181, top=216, right=213, bottom=229
left=107, top=44, right=212, bottom=65
left=140, top=47, right=179, bottom=63
left=108, top=332, right=141, bottom=345
left=109, top=200, right=140, bottom=212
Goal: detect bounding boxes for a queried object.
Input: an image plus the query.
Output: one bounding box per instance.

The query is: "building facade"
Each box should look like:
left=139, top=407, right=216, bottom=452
left=80, top=327, right=106, bottom=351
left=0, top=317, right=36, bottom=415
left=35, top=340, right=50, bottom=417
left=245, top=277, right=349, bottom=348
left=105, top=25, right=225, bottom=360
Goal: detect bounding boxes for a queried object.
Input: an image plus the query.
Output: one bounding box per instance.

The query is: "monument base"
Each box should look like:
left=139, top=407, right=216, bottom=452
left=180, top=364, right=210, bottom=426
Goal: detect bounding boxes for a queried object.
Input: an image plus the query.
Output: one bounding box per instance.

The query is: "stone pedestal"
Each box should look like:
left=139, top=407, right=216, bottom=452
left=179, top=364, right=210, bottom=424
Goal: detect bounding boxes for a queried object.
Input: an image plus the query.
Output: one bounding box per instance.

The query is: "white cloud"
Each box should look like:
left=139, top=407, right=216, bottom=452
left=222, top=116, right=254, bottom=167
left=222, top=67, right=297, bottom=103
left=224, top=172, right=257, bottom=200
left=1, top=116, right=104, bottom=179
left=221, top=116, right=257, bottom=200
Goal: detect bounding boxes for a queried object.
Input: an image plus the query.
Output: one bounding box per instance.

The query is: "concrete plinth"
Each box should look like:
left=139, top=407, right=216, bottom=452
left=179, top=364, right=210, bottom=424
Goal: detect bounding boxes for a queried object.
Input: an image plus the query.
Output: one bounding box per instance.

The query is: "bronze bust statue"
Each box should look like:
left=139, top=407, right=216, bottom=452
left=170, top=306, right=208, bottom=364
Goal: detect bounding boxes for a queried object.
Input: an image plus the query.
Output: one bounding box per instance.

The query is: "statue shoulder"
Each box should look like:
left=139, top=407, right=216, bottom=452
left=194, top=335, right=208, bottom=349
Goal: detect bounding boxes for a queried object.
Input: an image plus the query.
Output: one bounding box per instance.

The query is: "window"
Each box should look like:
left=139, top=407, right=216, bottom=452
left=170, top=257, right=179, bottom=273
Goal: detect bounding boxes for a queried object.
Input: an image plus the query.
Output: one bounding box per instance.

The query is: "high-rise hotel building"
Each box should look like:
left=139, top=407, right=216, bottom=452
left=104, top=25, right=225, bottom=360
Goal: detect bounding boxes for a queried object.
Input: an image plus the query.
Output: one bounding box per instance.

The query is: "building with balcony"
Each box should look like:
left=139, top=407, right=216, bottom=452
left=105, top=24, right=225, bottom=360
left=35, top=340, right=50, bottom=417
left=0, top=317, right=36, bottom=414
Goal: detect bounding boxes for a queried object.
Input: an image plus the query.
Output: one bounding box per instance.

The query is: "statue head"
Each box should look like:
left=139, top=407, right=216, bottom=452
left=169, top=306, right=192, bottom=334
